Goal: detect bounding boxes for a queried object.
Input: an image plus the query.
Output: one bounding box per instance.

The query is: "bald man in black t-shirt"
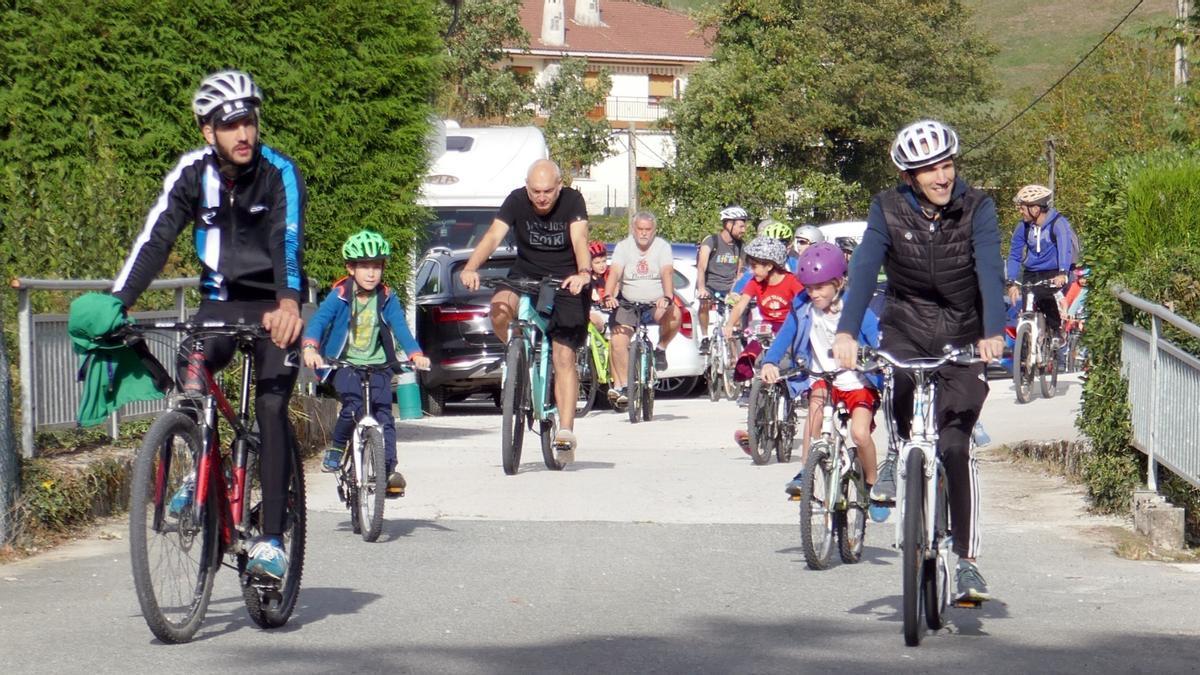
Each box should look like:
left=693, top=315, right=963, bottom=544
left=460, top=159, right=591, bottom=463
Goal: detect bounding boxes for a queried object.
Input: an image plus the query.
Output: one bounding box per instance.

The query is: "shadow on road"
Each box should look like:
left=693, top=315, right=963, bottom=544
left=186, top=586, right=383, bottom=642
left=331, top=517, right=456, bottom=542
left=394, top=422, right=492, bottom=441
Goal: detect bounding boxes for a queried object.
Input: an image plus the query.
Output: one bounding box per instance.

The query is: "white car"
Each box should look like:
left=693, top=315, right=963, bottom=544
left=652, top=244, right=705, bottom=396
left=818, top=220, right=867, bottom=247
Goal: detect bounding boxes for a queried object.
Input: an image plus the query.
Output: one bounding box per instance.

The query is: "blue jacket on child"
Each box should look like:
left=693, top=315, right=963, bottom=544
left=303, top=278, right=423, bottom=375
left=762, top=291, right=883, bottom=397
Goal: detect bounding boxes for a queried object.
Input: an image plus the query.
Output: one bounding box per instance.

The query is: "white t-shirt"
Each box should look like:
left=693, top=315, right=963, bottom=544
left=611, top=236, right=674, bottom=303
left=807, top=303, right=867, bottom=391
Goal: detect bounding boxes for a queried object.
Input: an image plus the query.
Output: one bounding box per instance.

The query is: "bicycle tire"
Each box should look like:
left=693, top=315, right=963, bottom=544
left=775, top=391, right=794, bottom=464
left=902, top=447, right=926, bottom=646
left=721, top=339, right=740, bottom=401
left=924, top=472, right=951, bottom=631
left=1040, top=334, right=1058, bottom=399
left=838, top=456, right=867, bottom=564
left=347, top=463, right=362, bottom=536
left=357, top=427, right=387, bottom=542
left=540, top=413, right=564, bottom=470
left=129, top=411, right=217, bottom=644
left=575, top=346, right=597, bottom=417
left=798, top=442, right=835, bottom=570
left=641, top=350, right=655, bottom=422
left=242, top=435, right=306, bottom=629
left=745, top=379, right=774, bottom=465
left=707, top=348, right=721, bottom=402
left=1013, top=324, right=1033, bottom=404
left=1066, top=333, right=1082, bottom=373
left=501, top=341, right=526, bottom=475
left=627, top=340, right=643, bottom=424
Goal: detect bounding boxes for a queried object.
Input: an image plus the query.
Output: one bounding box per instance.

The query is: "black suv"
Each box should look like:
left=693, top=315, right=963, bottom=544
left=413, top=247, right=516, bottom=415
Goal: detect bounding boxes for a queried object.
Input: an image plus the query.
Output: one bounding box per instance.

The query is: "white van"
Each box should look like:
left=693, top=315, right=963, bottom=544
left=418, top=121, right=549, bottom=252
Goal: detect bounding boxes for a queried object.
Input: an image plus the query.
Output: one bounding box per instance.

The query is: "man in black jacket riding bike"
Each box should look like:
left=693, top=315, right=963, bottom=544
left=112, top=70, right=307, bottom=581
left=832, top=120, right=1005, bottom=604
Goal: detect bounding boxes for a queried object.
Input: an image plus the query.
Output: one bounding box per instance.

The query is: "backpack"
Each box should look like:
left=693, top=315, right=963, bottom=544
left=1026, top=212, right=1081, bottom=269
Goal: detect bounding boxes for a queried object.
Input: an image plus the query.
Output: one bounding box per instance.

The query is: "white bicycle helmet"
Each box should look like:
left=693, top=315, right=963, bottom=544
left=192, top=70, right=263, bottom=126
left=890, top=119, right=959, bottom=171
left=1013, top=184, right=1053, bottom=206
left=719, top=205, right=750, bottom=222
left=793, top=224, right=825, bottom=245
left=743, top=236, right=788, bottom=268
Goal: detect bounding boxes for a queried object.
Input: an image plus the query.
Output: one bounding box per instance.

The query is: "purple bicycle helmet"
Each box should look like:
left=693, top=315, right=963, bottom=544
left=795, top=242, right=847, bottom=285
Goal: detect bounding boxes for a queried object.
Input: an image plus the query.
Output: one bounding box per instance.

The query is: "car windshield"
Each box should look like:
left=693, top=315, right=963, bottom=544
left=423, top=208, right=516, bottom=251
left=451, top=258, right=512, bottom=294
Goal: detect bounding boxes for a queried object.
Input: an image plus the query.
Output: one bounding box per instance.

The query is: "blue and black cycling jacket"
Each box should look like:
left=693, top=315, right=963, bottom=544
left=1005, top=208, right=1072, bottom=281
left=113, top=144, right=307, bottom=307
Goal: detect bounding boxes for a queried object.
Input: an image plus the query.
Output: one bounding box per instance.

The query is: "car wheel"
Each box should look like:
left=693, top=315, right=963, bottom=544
left=420, top=383, right=447, bottom=416
left=655, top=376, right=699, bottom=398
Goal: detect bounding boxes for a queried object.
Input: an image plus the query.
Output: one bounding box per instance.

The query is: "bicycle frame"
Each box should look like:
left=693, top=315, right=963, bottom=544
left=811, top=373, right=858, bottom=506
left=510, top=293, right=556, bottom=423
left=1015, top=282, right=1050, bottom=370
left=585, top=321, right=612, bottom=385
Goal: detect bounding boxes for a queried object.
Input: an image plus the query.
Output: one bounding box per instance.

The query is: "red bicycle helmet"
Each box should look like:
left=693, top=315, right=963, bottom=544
left=796, top=242, right=847, bottom=285
left=588, top=240, right=607, bottom=258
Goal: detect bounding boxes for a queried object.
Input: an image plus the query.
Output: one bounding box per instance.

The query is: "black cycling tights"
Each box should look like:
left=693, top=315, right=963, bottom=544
left=183, top=302, right=299, bottom=537
left=884, top=335, right=988, bottom=559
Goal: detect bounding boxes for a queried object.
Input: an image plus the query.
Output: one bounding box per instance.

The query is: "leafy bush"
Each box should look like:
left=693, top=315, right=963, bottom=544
left=0, top=0, right=444, bottom=312
left=1079, top=150, right=1200, bottom=526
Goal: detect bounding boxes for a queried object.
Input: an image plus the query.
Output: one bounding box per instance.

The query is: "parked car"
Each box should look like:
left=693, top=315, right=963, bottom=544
left=653, top=243, right=705, bottom=396
left=413, top=247, right=516, bottom=415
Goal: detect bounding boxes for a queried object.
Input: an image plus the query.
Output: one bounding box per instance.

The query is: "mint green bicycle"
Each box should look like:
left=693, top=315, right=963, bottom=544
left=485, top=278, right=566, bottom=475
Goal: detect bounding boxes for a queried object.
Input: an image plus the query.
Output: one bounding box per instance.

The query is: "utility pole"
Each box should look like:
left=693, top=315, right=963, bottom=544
left=1177, top=0, right=1191, bottom=98
left=1045, top=138, right=1057, bottom=206
left=627, top=121, right=638, bottom=223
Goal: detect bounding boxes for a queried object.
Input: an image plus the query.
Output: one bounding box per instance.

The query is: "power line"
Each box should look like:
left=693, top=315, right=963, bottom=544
left=962, top=0, right=1147, bottom=156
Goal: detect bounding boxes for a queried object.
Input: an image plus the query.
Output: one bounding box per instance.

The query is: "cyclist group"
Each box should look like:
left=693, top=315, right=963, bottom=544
left=108, top=70, right=1088, bottom=638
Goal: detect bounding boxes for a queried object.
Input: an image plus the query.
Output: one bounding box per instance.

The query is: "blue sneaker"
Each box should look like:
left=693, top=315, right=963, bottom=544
left=322, top=447, right=344, bottom=473
left=246, top=537, right=287, bottom=580
left=784, top=471, right=804, bottom=497
left=167, top=475, right=195, bottom=518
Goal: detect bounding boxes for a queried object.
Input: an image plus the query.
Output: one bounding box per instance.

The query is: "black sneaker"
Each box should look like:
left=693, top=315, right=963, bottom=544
left=699, top=337, right=711, bottom=355
left=955, top=560, right=991, bottom=602
left=654, top=348, right=668, bottom=371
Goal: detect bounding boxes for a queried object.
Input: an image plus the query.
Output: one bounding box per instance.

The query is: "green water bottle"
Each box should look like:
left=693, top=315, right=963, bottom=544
left=396, top=370, right=422, bottom=420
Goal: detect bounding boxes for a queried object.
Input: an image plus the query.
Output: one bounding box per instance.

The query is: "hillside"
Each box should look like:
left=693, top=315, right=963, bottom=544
left=664, top=0, right=1176, bottom=98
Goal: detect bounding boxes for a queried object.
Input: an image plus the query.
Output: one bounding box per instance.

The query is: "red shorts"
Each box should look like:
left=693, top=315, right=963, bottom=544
left=810, top=380, right=879, bottom=429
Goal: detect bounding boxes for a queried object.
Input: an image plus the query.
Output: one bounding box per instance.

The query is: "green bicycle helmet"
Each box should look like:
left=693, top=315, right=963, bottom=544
left=758, top=218, right=793, bottom=243
left=342, top=229, right=391, bottom=261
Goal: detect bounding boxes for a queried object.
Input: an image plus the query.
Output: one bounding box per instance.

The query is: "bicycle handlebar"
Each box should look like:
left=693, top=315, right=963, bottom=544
left=860, top=345, right=985, bottom=373
left=320, top=357, right=424, bottom=373
left=114, top=320, right=272, bottom=339
left=482, top=276, right=566, bottom=295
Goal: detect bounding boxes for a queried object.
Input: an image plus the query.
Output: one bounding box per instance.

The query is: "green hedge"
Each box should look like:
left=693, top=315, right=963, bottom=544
left=0, top=0, right=444, bottom=312
left=1079, top=150, right=1200, bottom=532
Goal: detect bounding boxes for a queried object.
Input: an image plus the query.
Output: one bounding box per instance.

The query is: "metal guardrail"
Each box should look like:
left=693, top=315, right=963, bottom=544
left=1114, top=285, right=1200, bottom=491
left=11, top=277, right=318, bottom=459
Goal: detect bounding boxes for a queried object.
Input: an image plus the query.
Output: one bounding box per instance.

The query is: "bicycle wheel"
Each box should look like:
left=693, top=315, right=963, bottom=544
left=1039, top=334, right=1058, bottom=399
left=129, top=411, right=217, bottom=644
left=575, top=345, right=597, bottom=417
left=745, top=379, right=774, bottom=465
left=540, top=411, right=564, bottom=470
left=346, top=457, right=362, bottom=536
left=627, top=340, right=643, bottom=424
left=242, top=435, right=306, bottom=629
left=775, top=391, right=795, bottom=464
left=924, top=472, right=951, bottom=631
left=501, top=341, right=527, bottom=475
left=721, top=339, right=740, bottom=401
left=1013, top=324, right=1034, bottom=404
left=641, top=352, right=655, bottom=422
left=838, top=456, right=867, bottom=564
left=798, top=442, right=835, bottom=570
left=357, top=427, right=387, bottom=542
left=707, top=348, right=721, bottom=402
left=902, top=447, right=926, bottom=647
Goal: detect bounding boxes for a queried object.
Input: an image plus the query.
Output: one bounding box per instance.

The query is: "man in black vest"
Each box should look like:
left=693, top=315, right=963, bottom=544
left=832, top=120, right=1005, bottom=604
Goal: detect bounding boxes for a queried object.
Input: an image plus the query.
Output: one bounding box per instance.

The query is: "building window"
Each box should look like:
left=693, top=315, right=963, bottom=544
left=648, top=74, right=675, bottom=105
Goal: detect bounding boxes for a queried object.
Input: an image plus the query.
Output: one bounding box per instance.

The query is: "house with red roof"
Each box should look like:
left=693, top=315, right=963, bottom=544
left=505, top=0, right=714, bottom=215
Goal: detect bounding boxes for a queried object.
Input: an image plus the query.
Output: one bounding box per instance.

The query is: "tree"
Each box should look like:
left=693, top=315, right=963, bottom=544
left=436, top=0, right=534, bottom=124
left=657, top=0, right=998, bottom=232
left=535, top=58, right=614, bottom=183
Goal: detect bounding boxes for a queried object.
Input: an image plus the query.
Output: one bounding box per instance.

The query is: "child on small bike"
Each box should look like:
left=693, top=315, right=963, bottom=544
left=588, top=240, right=611, bottom=331
left=302, top=230, right=430, bottom=497
left=724, top=236, right=804, bottom=422
left=759, top=243, right=884, bottom=503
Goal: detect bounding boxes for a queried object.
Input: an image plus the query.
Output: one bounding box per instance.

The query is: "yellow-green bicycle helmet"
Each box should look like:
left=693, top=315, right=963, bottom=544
left=342, top=229, right=391, bottom=261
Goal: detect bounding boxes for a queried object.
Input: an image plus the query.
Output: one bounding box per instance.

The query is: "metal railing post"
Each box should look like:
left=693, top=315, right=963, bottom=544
left=16, top=287, right=34, bottom=458
left=175, top=286, right=187, bottom=322
left=1148, top=315, right=1160, bottom=491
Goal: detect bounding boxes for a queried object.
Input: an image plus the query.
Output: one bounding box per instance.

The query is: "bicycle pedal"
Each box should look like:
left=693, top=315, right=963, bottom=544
left=788, top=494, right=802, bottom=502
left=953, top=597, right=984, bottom=609
left=386, top=487, right=405, bottom=499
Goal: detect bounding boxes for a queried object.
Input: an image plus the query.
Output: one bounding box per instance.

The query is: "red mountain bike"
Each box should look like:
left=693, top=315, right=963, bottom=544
left=121, top=321, right=306, bottom=643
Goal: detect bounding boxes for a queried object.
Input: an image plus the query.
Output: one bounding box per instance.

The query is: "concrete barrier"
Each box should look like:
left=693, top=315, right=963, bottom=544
left=1132, top=489, right=1185, bottom=550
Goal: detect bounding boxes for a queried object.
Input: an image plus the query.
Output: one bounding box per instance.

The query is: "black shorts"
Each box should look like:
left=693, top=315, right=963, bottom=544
left=545, top=286, right=590, bottom=349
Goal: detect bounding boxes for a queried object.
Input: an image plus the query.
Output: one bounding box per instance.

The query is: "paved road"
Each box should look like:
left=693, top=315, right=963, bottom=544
left=2, top=373, right=1198, bottom=673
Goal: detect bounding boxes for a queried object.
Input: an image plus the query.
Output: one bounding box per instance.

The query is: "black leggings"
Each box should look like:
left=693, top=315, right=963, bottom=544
left=883, top=334, right=988, bottom=559
left=1023, top=269, right=1062, bottom=334
left=184, top=302, right=299, bottom=537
